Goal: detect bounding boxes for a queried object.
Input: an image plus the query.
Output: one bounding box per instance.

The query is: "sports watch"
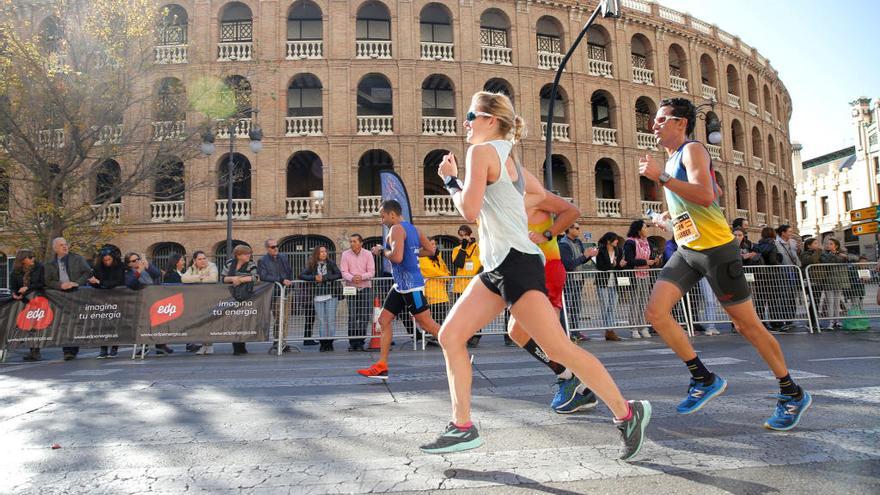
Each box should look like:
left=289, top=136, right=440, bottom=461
left=543, top=230, right=554, bottom=241
left=658, top=171, right=672, bottom=184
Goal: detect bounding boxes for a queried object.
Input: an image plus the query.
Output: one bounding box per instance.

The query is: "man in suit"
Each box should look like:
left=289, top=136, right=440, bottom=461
left=44, top=237, right=92, bottom=360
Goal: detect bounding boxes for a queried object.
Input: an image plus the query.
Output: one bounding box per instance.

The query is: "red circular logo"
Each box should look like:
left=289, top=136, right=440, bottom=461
left=16, top=296, right=54, bottom=331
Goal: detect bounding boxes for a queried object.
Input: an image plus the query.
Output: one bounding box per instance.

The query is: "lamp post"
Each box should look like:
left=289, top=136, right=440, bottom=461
left=201, top=112, right=262, bottom=264
left=696, top=102, right=723, bottom=145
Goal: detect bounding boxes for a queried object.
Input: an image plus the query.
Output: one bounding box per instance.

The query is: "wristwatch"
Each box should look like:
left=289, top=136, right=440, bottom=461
left=658, top=171, right=672, bottom=184
left=443, top=175, right=463, bottom=194
left=543, top=230, right=554, bottom=241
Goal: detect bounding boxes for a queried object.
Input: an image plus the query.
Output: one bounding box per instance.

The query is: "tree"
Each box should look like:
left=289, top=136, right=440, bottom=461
left=0, top=0, right=218, bottom=259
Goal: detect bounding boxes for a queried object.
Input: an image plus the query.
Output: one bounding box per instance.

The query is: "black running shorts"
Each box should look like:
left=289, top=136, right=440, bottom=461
left=383, top=287, right=430, bottom=317
left=479, top=248, right=547, bottom=307
left=657, top=238, right=751, bottom=306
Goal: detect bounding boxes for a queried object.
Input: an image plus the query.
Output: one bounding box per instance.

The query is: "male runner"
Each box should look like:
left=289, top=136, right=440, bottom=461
left=639, top=97, right=811, bottom=430
left=507, top=189, right=599, bottom=413
left=357, top=200, right=442, bottom=379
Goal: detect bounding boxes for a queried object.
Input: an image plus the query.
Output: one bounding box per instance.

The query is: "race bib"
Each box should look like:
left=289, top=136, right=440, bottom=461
left=465, top=261, right=474, bottom=271
left=672, top=211, right=701, bottom=245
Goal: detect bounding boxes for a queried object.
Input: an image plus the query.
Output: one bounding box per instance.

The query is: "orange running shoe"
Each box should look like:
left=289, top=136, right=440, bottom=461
left=357, top=361, right=388, bottom=380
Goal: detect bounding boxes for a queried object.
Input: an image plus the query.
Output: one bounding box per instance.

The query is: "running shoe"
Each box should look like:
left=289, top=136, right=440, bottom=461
left=764, top=390, right=812, bottom=431
left=614, top=400, right=652, bottom=461
left=357, top=361, right=388, bottom=380
left=420, top=422, right=483, bottom=454
left=551, top=376, right=580, bottom=411
left=555, top=388, right=598, bottom=414
left=704, top=327, right=720, bottom=336
left=676, top=374, right=727, bottom=414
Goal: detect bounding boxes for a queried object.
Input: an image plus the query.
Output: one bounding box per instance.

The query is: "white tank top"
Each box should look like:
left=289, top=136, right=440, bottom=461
left=477, top=140, right=544, bottom=271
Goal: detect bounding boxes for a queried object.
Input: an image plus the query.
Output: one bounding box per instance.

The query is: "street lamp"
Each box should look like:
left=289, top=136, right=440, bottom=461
left=201, top=112, right=262, bottom=263
left=696, top=102, right=723, bottom=145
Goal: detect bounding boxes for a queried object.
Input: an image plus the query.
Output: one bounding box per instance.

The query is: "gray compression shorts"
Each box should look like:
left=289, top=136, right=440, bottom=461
left=657, top=238, right=751, bottom=306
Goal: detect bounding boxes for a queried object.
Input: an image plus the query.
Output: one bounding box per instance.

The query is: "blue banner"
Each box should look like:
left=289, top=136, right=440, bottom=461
left=379, top=170, right=413, bottom=274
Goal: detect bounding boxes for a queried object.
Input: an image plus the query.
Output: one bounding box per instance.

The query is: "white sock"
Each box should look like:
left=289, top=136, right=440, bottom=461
left=557, top=369, right=573, bottom=380
left=575, top=382, right=588, bottom=395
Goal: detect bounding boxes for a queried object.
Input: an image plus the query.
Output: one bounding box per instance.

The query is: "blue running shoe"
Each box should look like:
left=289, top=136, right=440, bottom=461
left=555, top=388, right=598, bottom=414
left=550, top=376, right=580, bottom=411
left=420, top=422, right=483, bottom=454
left=676, top=375, right=728, bottom=414
left=764, top=390, right=812, bottom=431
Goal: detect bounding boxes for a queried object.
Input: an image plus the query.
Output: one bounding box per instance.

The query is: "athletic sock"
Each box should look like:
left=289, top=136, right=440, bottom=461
left=777, top=374, right=802, bottom=399
left=523, top=339, right=566, bottom=375
left=684, top=356, right=714, bottom=385
left=557, top=369, right=573, bottom=380
left=614, top=402, right=633, bottom=422
left=453, top=421, right=473, bottom=431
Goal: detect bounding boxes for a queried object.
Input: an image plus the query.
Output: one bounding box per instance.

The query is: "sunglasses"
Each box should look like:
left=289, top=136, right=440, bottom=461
left=654, top=115, right=685, bottom=125
left=465, top=111, right=493, bottom=122
left=267, top=245, right=278, bottom=249
left=128, top=258, right=140, bottom=264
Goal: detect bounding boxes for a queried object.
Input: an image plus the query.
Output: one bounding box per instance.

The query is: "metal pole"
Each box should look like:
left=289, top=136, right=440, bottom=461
left=543, top=3, right=605, bottom=190
left=226, top=123, right=234, bottom=264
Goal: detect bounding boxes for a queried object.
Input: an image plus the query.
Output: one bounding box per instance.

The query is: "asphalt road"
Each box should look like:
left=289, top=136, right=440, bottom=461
left=1, top=327, right=879, bottom=494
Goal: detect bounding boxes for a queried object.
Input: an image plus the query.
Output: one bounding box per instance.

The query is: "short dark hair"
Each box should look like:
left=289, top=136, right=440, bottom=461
left=660, top=97, right=697, bottom=136
left=803, top=238, right=818, bottom=250
left=760, top=226, right=776, bottom=240
left=380, top=199, right=402, bottom=216
left=826, top=237, right=840, bottom=250
left=349, top=233, right=363, bottom=242
left=732, top=217, right=747, bottom=230
left=776, top=224, right=791, bottom=235
left=457, top=225, right=472, bottom=236
left=627, top=219, right=646, bottom=238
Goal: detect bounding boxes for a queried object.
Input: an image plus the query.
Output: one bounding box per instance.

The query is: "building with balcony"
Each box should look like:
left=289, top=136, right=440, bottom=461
left=2, top=0, right=798, bottom=268
left=793, top=97, right=880, bottom=258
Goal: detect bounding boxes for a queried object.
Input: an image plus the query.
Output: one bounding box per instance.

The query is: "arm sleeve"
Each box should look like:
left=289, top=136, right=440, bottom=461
left=364, top=254, right=375, bottom=280
left=257, top=258, right=270, bottom=281
left=340, top=253, right=354, bottom=282
left=325, top=261, right=342, bottom=282
left=623, top=240, right=645, bottom=267
left=299, top=267, right=316, bottom=281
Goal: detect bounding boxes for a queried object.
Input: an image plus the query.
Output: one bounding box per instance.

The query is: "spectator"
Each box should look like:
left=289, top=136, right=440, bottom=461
left=819, top=237, right=849, bottom=330
left=44, top=237, right=92, bottom=361
left=162, top=253, right=185, bottom=284
left=559, top=222, right=598, bottom=342
left=594, top=232, right=625, bottom=341
left=845, top=256, right=868, bottom=312
left=800, top=238, right=823, bottom=331
left=774, top=224, right=801, bottom=331
left=124, top=253, right=162, bottom=289
left=420, top=235, right=450, bottom=343
left=88, top=248, right=125, bottom=358
left=734, top=228, right=761, bottom=266
left=258, top=239, right=294, bottom=354
left=182, top=250, right=219, bottom=283
left=182, top=251, right=218, bottom=354
left=11, top=248, right=45, bottom=361
left=222, top=244, right=259, bottom=355
left=450, top=225, right=482, bottom=346
left=751, top=227, right=781, bottom=326
left=340, top=233, right=374, bottom=351
left=623, top=220, right=659, bottom=339
left=300, top=246, right=341, bottom=352
left=732, top=217, right=752, bottom=251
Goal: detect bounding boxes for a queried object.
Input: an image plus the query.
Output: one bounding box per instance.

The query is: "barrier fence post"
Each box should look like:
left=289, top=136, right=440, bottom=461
left=277, top=282, right=285, bottom=356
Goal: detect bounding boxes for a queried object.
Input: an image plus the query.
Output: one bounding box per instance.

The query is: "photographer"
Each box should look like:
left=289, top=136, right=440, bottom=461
left=450, top=225, right=482, bottom=346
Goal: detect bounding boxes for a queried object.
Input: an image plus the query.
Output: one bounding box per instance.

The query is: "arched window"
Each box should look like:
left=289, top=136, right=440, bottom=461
left=286, top=151, right=323, bottom=198
left=755, top=181, right=767, bottom=215
left=222, top=75, right=252, bottom=118
left=536, top=16, right=563, bottom=55
left=287, top=73, right=322, bottom=117
left=634, top=96, right=656, bottom=133
left=423, top=149, right=449, bottom=196
left=422, top=74, right=455, bottom=118
left=668, top=44, right=688, bottom=92
left=483, top=78, right=514, bottom=104
left=640, top=176, right=659, bottom=202
left=768, top=135, right=777, bottom=164
left=357, top=73, right=392, bottom=116
left=540, top=84, right=567, bottom=124
left=545, top=154, right=571, bottom=198
left=38, top=16, right=63, bottom=54
left=726, top=65, right=740, bottom=98
left=747, top=75, right=758, bottom=106
left=771, top=186, right=780, bottom=217
left=154, top=156, right=185, bottom=201
left=356, top=1, right=391, bottom=40
left=763, top=84, right=772, bottom=114
left=480, top=9, right=510, bottom=47
left=586, top=25, right=612, bottom=77
left=595, top=158, right=618, bottom=199
left=154, top=77, right=186, bottom=122
left=751, top=127, right=763, bottom=158
left=735, top=176, right=749, bottom=211
left=715, top=173, right=727, bottom=211
left=219, top=2, right=253, bottom=43
left=630, top=33, right=653, bottom=84
left=731, top=119, right=745, bottom=152
left=420, top=3, right=453, bottom=43
left=287, top=1, right=322, bottom=41
left=149, top=242, right=186, bottom=269
left=279, top=235, right=335, bottom=276
left=358, top=149, right=393, bottom=196
left=591, top=90, right=615, bottom=129
left=700, top=54, right=717, bottom=89
left=217, top=153, right=251, bottom=199
left=94, top=159, right=121, bottom=204
left=157, top=5, right=188, bottom=46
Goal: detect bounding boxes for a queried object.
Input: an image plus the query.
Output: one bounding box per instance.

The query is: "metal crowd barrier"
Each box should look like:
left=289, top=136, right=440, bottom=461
left=685, top=264, right=815, bottom=334
left=561, top=268, right=692, bottom=336
left=804, top=262, right=879, bottom=332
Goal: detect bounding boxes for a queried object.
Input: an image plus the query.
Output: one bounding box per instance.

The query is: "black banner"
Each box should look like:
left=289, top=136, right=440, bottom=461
left=0, top=283, right=274, bottom=349
left=136, top=282, right=273, bottom=344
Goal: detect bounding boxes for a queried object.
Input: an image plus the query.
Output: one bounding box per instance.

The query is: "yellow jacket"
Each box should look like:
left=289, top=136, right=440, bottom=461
left=450, top=243, right=481, bottom=294
left=419, top=256, right=450, bottom=305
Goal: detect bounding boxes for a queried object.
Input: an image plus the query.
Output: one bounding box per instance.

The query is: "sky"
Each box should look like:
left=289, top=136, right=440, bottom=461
left=657, top=0, right=880, bottom=160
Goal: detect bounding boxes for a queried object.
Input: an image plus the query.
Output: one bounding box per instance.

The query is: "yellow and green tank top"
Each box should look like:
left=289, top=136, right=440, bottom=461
left=528, top=217, right=561, bottom=261
left=664, top=141, right=734, bottom=251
